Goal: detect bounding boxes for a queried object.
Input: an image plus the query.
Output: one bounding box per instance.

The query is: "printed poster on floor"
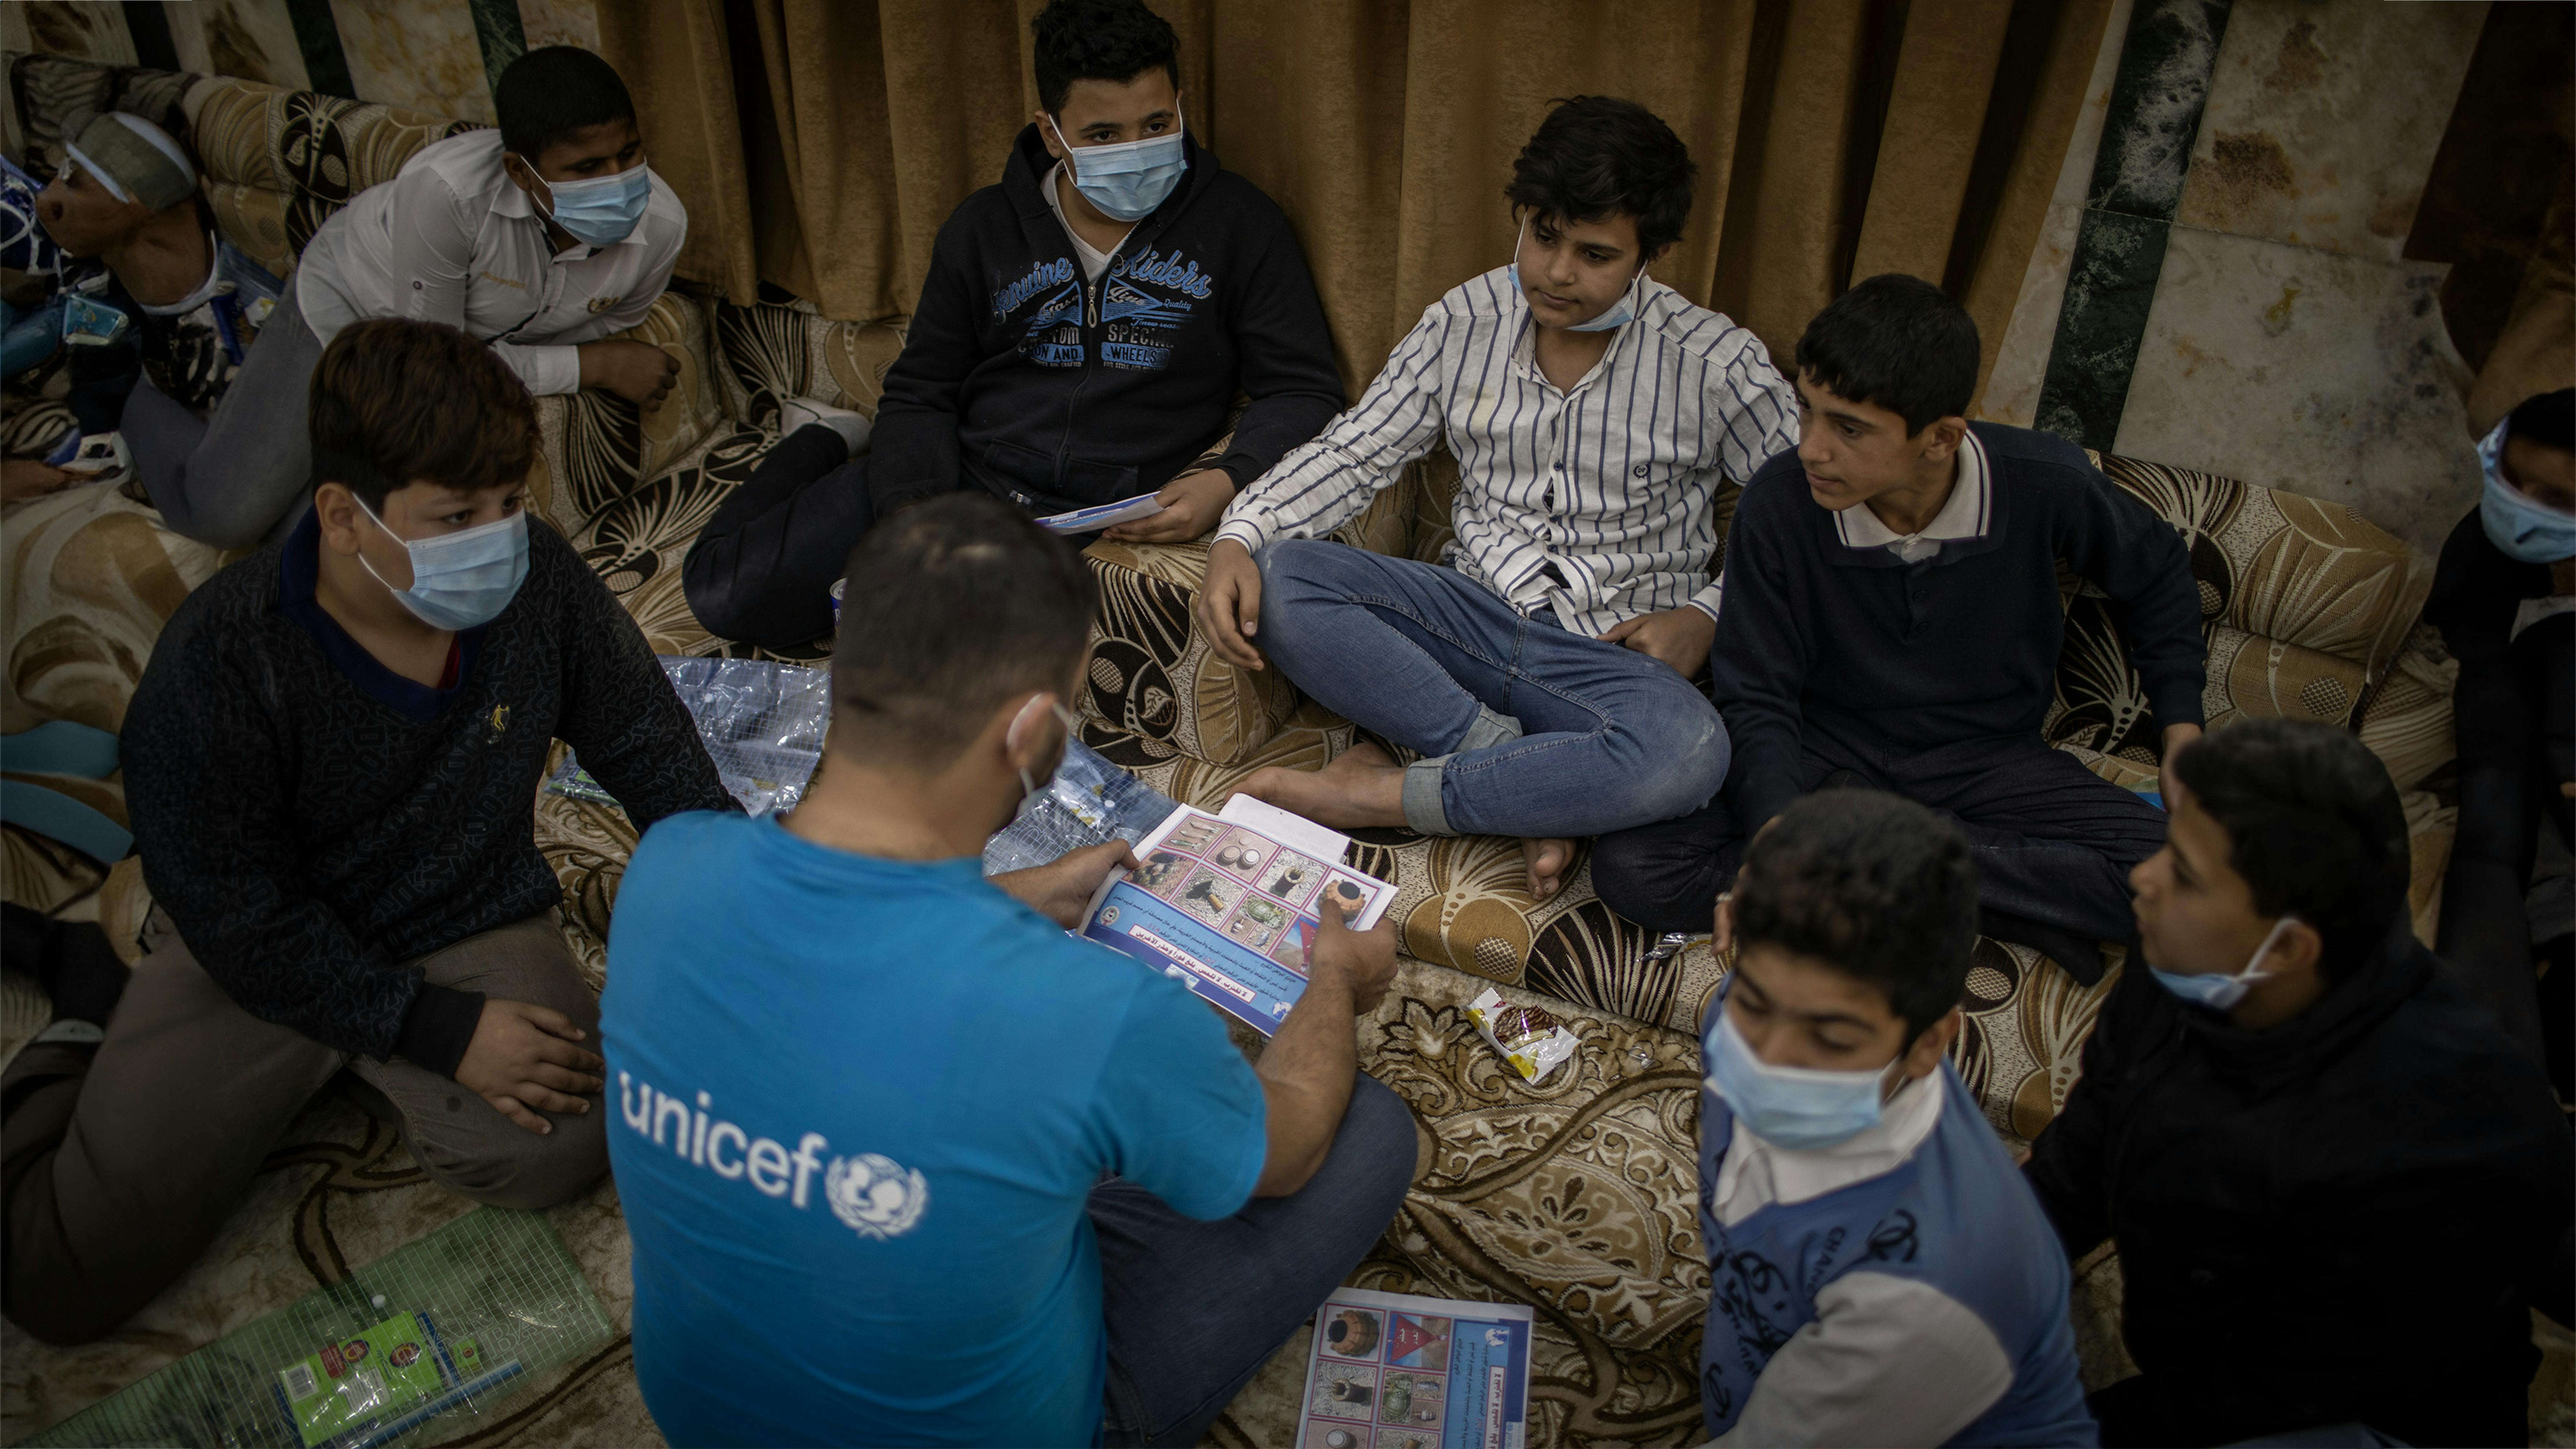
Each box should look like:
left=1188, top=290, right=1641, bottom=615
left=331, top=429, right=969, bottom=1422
left=1296, top=1287, right=1534, bottom=1449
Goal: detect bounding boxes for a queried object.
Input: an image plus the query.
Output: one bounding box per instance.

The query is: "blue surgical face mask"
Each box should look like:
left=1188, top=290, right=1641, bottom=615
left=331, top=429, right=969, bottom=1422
left=355, top=498, right=531, bottom=631
left=2479, top=415, right=2576, bottom=564
left=1049, top=112, right=1186, bottom=224
left=1508, top=217, right=1644, bottom=332
left=1702, top=1001, right=1902, bottom=1151
left=533, top=162, right=652, bottom=247
left=2150, top=915, right=2293, bottom=1013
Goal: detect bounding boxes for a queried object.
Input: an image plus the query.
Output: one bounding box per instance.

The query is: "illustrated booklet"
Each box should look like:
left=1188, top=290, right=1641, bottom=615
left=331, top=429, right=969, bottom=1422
left=1080, top=794, right=1395, bottom=1035
left=1298, top=1287, right=1535, bottom=1449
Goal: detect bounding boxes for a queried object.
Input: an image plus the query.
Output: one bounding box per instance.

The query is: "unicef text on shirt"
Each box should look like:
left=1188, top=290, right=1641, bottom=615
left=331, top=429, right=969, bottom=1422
left=618, top=1073, right=929, bottom=1241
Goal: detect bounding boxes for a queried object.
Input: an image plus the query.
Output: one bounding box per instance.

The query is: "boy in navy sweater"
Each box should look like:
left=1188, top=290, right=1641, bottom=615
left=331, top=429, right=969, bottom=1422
left=684, top=0, right=1343, bottom=648
left=1698, top=790, right=2093, bottom=1446
left=1595, top=275, right=2205, bottom=981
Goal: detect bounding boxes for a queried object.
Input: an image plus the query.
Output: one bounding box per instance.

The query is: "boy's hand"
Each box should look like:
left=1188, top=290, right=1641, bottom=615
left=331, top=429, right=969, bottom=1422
left=1196, top=537, right=1268, bottom=671
left=578, top=339, right=678, bottom=409
left=1104, top=469, right=1235, bottom=544
left=994, top=840, right=1140, bottom=928
left=1599, top=606, right=1716, bottom=679
left=454, top=999, right=604, bottom=1135
left=1307, top=898, right=1397, bottom=1013
left=2158, top=723, right=2204, bottom=807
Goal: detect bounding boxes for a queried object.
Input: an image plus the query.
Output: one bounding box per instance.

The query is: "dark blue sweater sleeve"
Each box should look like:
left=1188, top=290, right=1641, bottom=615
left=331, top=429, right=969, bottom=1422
left=869, top=210, right=982, bottom=511
left=1210, top=198, right=1345, bottom=487
left=546, top=526, right=737, bottom=829
left=1708, top=475, right=1815, bottom=831
left=2059, top=457, right=2207, bottom=733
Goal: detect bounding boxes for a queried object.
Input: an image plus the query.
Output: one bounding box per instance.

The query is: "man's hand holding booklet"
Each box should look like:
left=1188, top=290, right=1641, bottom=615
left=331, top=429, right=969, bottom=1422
left=1077, top=794, right=1398, bottom=1034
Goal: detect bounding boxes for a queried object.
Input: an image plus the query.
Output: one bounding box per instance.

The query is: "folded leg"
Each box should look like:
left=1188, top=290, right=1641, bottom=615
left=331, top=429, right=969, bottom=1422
left=348, top=914, right=606, bottom=1211
left=1255, top=540, right=1729, bottom=839
left=1093, top=1074, right=1415, bottom=1447
left=682, top=424, right=874, bottom=648
left=2, top=927, right=341, bottom=1344
left=1896, top=741, right=2168, bottom=972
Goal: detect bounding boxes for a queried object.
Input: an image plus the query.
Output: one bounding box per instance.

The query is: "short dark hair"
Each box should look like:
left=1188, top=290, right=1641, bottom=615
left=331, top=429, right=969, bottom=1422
left=1731, top=790, right=1978, bottom=1040
left=2509, top=388, right=2575, bottom=452
left=309, top=319, right=538, bottom=512
left=2172, top=718, right=2410, bottom=984
left=1796, top=273, right=1981, bottom=435
left=1504, top=96, right=1696, bottom=261
left=495, top=46, right=636, bottom=159
left=1031, top=0, right=1180, bottom=117
left=829, top=494, right=1098, bottom=770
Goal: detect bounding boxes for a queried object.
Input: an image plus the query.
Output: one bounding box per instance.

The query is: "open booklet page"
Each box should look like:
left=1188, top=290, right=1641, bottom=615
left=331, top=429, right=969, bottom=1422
left=1299, top=1287, right=1535, bottom=1449
left=1078, top=800, right=1395, bottom=1036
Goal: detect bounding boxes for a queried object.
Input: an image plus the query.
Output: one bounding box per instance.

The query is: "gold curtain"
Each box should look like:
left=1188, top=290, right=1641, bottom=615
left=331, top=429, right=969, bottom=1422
left=597, top=0, right=2112, bottom=406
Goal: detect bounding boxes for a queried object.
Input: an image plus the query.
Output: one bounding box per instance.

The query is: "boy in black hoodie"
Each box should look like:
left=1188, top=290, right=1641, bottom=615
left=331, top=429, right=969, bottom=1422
left=2024, top=718, right=2573, bottom=1447
left=684, top=0, right=1345, bottom=649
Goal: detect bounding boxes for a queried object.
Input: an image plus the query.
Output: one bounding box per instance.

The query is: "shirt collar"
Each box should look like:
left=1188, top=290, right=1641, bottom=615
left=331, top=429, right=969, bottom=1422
left=1833, top=428, right=1991, bottom=557
left=1710, top=1066, right=1946, bottom=1225
left=276, top=507, right=484, bottom=721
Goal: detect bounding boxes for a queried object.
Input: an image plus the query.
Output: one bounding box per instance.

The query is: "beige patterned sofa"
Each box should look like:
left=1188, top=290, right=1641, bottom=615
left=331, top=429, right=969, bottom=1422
left=1, top=53, right=2478, bottom=1448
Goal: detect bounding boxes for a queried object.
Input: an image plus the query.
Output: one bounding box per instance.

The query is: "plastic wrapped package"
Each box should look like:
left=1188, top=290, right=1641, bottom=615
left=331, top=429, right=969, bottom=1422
left=545, top=660, right=1171, bottom=876
left=981, top=737, right=1178, bottom=877
left=547, top=656, right=832, bottom=818
left=1466, top=987, right=1582, bottom=1086
left=25, top=1208, right=615, bottom=1449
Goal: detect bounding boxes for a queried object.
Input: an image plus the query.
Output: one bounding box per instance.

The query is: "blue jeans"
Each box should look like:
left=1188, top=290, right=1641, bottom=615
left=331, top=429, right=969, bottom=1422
left=1094, top=1073, right=1415, bottom=1447
left=1254, top=539, right=1729, bottom=838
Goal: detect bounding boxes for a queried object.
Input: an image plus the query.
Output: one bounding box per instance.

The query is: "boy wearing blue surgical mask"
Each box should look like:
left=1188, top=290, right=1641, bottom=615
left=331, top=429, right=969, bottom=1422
left=1695, top=789, right=2094, bottom=1447
left=2428, top=387, right=2573, bottom=1084
left=297, top=46, right=684, bottom=421
left=0, top=318, right=736, bottom=1346
left=683, top=0, right=1345, bottom=649
left=2024, top=719, right=2573, bottom=1447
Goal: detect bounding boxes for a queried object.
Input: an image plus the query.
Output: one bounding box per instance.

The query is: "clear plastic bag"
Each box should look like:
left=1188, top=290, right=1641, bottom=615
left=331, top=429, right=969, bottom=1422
left=26, top=1208, right=614, bottom=1449
left=981, top=737, right=1177, bottom=876
left=546, top=656, right=832, bottom=818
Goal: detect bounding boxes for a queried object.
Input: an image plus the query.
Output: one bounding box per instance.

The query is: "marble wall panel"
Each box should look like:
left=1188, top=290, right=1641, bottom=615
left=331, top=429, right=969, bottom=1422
left=2112, top=224, right=2479, bottom=556
left=1979, top=0, right=2135, bottom=425
left=518, top=0, right=602, bottom=53
left=2174, top=0, right=2486, bottom=261
left=328, top=0, right=499, bottom=124
left=165, top=0, right=316, bottom=92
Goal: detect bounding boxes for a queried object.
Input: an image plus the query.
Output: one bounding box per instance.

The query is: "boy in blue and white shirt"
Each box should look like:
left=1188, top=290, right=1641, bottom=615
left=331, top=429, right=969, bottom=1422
left=1697, top=789, right=2095, bottom=1446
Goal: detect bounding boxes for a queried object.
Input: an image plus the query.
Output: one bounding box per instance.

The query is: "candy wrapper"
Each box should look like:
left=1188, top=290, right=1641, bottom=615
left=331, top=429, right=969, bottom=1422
left=1466, top=987, right=1580, bottom=1086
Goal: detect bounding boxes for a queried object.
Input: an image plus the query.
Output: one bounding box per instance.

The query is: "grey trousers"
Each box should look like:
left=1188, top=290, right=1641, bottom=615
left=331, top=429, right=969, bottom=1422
left=123, top=272, right=321, bottom=549
left=0, top=913, right=606, bottom=1345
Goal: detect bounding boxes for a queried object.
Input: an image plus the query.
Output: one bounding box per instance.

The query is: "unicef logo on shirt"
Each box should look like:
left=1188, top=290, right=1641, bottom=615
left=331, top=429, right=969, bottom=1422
left=824, top=1153, right=929, bottom=1240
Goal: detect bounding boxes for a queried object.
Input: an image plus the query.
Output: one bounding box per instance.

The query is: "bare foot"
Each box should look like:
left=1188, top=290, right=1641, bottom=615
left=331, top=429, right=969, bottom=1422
left=1236, top=742, right=1409, bottom=830
left=1523, top=837, right=1574, bottom=901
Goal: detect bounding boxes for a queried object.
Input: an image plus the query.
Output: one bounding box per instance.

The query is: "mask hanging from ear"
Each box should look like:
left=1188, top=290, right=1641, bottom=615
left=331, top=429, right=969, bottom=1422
left=1009, top=697, right=1085, bottom=815
left=1507, top=216, right=1644, bottom=333
left=2150, top=915, right=2295, bottom=1012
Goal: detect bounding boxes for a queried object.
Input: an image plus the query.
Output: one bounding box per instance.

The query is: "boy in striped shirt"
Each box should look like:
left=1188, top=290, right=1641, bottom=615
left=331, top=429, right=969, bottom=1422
left=1198, top=96, right=1796, bottom=899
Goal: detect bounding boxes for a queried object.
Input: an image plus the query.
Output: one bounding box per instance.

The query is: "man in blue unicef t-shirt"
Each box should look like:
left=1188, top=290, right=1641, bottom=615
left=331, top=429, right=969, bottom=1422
left=603, top=493, right=1412, bottom=1447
